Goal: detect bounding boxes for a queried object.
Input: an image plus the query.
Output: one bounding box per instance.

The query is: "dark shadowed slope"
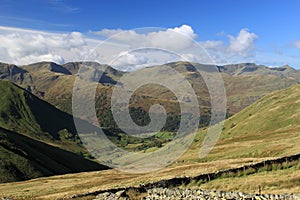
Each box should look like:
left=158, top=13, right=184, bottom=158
left=0, top=80, right=77, bottom=141
left=0, top=127, right=108, bottom=183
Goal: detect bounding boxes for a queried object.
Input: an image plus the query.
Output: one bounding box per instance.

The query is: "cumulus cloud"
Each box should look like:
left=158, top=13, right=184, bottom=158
left=195, top=28, right=258, bottom=65
left=0, top=26, right=89, bottom=65
left=112, top=51, right=148, bottom=69
left=109, top=48, right=187, bottom=71
left=0, top=25, right=259, bottom=70
left=18, top=54, right=65, bottom=65
left=90, top=25, right=197, bottom=51
left=227, top=28, right=258, bottom=56
left=87, top=25, right=220, bottom=69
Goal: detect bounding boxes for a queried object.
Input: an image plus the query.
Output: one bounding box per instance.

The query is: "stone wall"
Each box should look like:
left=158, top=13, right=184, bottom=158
left=94, top=188, right=300, bottom=200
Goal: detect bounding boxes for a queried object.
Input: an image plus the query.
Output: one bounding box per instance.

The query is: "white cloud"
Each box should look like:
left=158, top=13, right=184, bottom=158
left=91, top=28, right=124, bottom=37
left=112, top=51, right=148, bottom=69
left=110, top=49, right=187, bottom=71
left=0, top=25, right=260, bottom=70
left=195, top=29, right=258, bottom=65
left=227, top=28, right=258, bottom=56
left=90, top=25, right=197, bottom=51
left=172, top=24, right=197, bottom=38
left=18, top=54, right=65, bottom=65
left=87, top=25, right=218, bottom=69
left=0, top=26, right=89, bottom=65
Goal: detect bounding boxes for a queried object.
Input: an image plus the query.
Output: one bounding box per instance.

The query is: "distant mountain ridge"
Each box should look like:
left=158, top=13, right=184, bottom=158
left=218, top=63, right=299, bottom=78
left=22, top=61, right=72, bottom=75
left=2, top=61, right=298, bottom=78
left=0, top=60, right=299, bottom=123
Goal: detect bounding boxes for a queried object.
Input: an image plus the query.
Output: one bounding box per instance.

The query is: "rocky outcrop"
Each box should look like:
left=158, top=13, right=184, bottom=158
left=95, top=190, right=129, bottom=200
left=0, top=63, right=28, bottom=82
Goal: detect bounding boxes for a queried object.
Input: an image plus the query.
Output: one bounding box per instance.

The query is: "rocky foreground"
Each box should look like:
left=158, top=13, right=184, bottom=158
left=94, top=188, right=300, bottom=200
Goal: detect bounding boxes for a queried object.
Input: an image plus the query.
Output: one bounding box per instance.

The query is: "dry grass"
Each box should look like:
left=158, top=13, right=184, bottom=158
left=0, top=157, right=286, bottom=199
left=194, top=165, right=300, bottom=194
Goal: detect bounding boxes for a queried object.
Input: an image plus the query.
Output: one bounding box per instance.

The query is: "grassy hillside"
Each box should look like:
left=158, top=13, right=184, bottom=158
left=180, top=84, right=300, bottom=162
left=0, top=80, right=80, bottom=145
left=0, top=127, right=108, bottom=183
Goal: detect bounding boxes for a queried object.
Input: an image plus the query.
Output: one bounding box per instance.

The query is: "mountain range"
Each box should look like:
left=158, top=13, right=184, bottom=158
left=0, top=60, right=299, bottom=185
left=0, top=61, right=299, bottom=127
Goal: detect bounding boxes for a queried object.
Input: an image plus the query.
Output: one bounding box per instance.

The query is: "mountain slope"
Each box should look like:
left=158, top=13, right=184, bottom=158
left=0, top=80, right=77, bottom=141
left=169, top=62, right=300, bottom=113
left=0, top=63, right=27, bottom=79
left=21, top=61, right=72, bottom=75
left=218, top=83, right=300, bottom=157
left=0, top=80, right=109, bottom=183
left=180, top=84, right=300, bottom=162
left=0, top=127, right=108, bottom=183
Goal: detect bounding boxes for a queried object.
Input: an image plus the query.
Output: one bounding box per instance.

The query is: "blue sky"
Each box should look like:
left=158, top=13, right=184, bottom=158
left=0, top=0, right=300, bottom=69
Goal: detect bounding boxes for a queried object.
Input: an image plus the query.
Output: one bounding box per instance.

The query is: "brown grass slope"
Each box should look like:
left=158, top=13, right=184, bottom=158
left=180, top=84, right=300, bottom=163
